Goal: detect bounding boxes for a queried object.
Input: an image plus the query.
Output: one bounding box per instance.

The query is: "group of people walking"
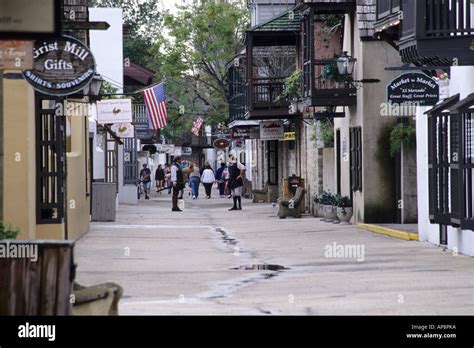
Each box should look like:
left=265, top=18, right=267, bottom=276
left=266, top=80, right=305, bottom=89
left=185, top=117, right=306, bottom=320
left=140, top=155, right=245, bottom=212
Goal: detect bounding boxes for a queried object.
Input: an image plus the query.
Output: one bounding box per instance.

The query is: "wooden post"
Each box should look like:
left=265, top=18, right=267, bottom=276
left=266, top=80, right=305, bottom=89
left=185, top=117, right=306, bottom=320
left=0, top=70, right=3, bottom=222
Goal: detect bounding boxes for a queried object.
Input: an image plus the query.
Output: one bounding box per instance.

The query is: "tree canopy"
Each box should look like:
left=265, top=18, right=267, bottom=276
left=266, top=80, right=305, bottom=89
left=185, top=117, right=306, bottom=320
left=155, top=0, right=249, bottom=139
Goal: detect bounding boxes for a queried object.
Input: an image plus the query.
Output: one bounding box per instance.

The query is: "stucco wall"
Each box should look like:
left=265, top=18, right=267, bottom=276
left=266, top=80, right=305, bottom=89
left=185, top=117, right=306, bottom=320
left=335, top=14, right=405, bottom=223
left=3, top=78, right=37, bottom=240
left=66, top=104, right=91, bottom=240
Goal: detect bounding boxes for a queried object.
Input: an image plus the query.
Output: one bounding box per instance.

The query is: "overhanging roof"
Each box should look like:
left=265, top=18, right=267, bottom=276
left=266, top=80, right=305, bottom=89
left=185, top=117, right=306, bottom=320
left=124, top=62, right=156, bottom=86
left=248, top=7, right=302, bottom=33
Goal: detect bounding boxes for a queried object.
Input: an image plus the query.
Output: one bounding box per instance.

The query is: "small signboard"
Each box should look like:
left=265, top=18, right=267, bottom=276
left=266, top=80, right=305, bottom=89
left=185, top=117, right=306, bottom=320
left=22, top=36, right=96, bottom=96
left=111, top=123, right=134, bottom=139
left=387, top=72, right=440, bottom=106
left=0, top=0, right=61, bottom=39
left=213, top=138, right=230, bottom=149
left=97, top=99, right=133, bottom=124
left=174, top=146, right=182, bottom=156
left=0, top=40, right=33, bottom=70
left=232, top=128, right=250, bottom=139
left=182, top=147, right=192, bottom=156
left=282, top=132, right=296, bottom=141
left=260, top=121, right=284, bottom=141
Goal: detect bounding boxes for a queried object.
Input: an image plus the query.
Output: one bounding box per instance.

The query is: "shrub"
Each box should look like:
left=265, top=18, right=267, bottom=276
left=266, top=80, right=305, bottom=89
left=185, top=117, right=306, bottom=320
left=0, top=222, right=20, bottom=240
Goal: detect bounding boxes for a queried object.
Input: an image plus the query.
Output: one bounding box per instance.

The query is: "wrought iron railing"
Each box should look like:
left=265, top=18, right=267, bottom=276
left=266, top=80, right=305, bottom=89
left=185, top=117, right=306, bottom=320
left=251, top=77, right=287, bottom=108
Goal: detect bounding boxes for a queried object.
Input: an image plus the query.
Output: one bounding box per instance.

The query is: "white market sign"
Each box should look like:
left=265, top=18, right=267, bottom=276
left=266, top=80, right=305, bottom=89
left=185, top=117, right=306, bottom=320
left=22, top=36, right=96, bottom=96
left=260, top=121, right=284, bottom=141
left=97, top=99, right=133, bottom=124
left=111, top=123, right=134, bottom=139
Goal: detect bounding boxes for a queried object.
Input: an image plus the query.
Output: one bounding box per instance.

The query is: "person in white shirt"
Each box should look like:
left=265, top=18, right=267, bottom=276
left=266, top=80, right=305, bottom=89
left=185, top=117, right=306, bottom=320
left=200, top=164, right=216, bottom=199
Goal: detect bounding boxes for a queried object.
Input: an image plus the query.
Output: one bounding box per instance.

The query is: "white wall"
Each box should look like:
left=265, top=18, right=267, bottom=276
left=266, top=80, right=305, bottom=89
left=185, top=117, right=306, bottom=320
left=89, top=8, right=124, bottom=93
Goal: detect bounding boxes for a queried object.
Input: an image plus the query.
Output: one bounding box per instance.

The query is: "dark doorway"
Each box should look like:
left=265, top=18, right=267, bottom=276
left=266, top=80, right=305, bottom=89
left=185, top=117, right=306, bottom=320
left=336, top=129, right=341, bottom=195
left=268, top=140, right=278, bottom=185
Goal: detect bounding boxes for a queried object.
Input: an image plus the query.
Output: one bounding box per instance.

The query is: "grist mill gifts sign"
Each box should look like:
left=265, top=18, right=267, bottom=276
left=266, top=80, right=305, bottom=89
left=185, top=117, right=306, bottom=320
left=22, top=36, right=96, bottom=96
left=387, top=72, right=439, bottom=106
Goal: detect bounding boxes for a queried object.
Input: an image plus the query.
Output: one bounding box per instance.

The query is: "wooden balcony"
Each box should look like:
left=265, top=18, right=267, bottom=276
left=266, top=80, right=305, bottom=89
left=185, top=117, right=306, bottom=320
left=245, top=8, right=301, bottom=119
left=398, top=0, right=474, bottom=65
left=373, top=0, right=401, bottom=35
left=307, top=60, right=357, bottom=106
left=301, top=7, right=356, bottom=107
left=247, top=77, right=293, bottom=119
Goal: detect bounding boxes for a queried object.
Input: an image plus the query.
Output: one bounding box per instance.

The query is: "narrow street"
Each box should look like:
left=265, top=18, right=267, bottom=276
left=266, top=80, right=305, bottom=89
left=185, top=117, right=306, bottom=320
left=75, top=188, right=474, bottom=315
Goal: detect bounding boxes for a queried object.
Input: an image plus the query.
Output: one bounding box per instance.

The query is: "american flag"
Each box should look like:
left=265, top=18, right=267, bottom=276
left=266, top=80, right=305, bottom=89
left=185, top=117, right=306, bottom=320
left=142, top=83, right=168, bottom=130
left=192, top=117, right=204, bottom=136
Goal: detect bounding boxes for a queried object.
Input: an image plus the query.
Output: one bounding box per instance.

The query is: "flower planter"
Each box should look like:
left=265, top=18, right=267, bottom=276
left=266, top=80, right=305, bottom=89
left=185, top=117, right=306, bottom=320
left=313, top=203, right=321, bottom=218
left=337, top=207, right=353, bottom=225
left=324, top=205, right=338, bottom=222
left=319, top=204, right=328, bottom=221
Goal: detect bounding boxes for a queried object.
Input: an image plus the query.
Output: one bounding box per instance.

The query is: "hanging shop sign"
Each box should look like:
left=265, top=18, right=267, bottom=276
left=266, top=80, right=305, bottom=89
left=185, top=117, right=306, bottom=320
left=0, top=0, right=61, bottom=39
left=97, top=99, right=133, bottom=124
left=111, top=123, right=134, bottom=139
left=22, top=36, right=96, bottom=96
left=182, top=147, right=192, bottom=156
left=213, top=138, right=230, bottom=149
left=282, top=132, right=296, bottom=141
left=387, top=72, right=439, bottom=106
left=260, top=121, right=284, bottom=141
left=0, top=40, right=33, bottom=70
left=231, top=128, right=250, bottom=139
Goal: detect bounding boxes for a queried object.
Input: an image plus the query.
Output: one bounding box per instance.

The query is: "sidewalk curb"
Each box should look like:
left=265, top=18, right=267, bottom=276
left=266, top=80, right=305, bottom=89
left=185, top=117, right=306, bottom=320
left=357, top=224, right=419, bottom=241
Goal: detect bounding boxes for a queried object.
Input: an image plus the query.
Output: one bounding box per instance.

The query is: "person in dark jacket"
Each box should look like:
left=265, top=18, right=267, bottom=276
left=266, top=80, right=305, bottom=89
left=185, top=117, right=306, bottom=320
left=170, top=157, right=193, bottom=211
left=215, top=162, right=226, bottom=198
left=227, top=155, right=245, bottom=211
left=155, top=164, right=165, bottom=193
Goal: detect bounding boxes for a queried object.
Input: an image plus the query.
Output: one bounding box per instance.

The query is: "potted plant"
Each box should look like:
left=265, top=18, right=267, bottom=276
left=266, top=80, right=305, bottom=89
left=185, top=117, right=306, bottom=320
left=334, top=195, right=353, bottom=225
left=320, top=191, right=337, bottom=222
left=0, top=222, right=20, bottom=240
left=313, top=195, right=321, bottom=217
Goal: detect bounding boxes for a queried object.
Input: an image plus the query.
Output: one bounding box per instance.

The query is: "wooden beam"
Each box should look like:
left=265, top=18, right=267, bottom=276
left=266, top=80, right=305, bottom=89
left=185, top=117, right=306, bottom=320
left=63, top=21, right=110, bottom=31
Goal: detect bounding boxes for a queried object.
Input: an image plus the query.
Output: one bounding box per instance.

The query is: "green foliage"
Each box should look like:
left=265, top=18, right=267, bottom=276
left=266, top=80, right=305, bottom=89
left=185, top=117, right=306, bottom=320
left=333, top=194, right=352, bottom=208
left=155, top=0, right=249, bottom=135
left=389, top=123, right=416, bottom=157
left=0, top=222, right=20, bottom=240
left=321, top=55, right=346, bottom=83
left=311, top=120, right=334, bottom=148
left=277, top=70, right=302, bottom=103
left=319, top=191, right=336, bottom=205
left=99, top=81, right=118, bottom=96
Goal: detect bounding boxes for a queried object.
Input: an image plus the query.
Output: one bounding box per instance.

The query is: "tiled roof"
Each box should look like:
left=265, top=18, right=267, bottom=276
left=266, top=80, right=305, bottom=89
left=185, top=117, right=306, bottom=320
left=249, top=7, right=302, bottom=32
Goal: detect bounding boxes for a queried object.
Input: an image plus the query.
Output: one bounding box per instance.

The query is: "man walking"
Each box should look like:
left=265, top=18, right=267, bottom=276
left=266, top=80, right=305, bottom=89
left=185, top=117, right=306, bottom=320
left=140, top=163, right=152, bottom=200
left=227, top=155, right=245, bottom=210
left=170, top=156, right=193, bottom=211
left=215, top=162, right=226, bottom=198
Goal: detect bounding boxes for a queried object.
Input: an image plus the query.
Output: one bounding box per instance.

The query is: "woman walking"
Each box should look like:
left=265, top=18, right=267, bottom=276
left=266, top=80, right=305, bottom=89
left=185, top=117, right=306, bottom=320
left=201, top=164, right=215, bottom=199
left=155, top=164, right=165, bottom=193
left=189, top=161, right=201, bottom=199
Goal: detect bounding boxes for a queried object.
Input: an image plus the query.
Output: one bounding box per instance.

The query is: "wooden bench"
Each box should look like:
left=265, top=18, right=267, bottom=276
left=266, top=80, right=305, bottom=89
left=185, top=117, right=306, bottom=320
left=277, top=187, right=307, bottom=219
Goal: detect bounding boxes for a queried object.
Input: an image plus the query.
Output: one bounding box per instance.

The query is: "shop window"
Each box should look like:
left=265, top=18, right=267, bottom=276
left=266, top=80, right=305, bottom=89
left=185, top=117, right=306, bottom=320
left=350, top=127, right=362, bottom=192
left=36, top=96, right=66, bottom=224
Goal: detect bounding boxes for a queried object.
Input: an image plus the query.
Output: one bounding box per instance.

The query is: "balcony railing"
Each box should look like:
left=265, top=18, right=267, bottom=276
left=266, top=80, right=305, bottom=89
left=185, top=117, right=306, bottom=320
left=304, top=59, right=357, bottom=107
left=376, top=0, right=400, bottom=20
left=399, top=0, right=474, bottom=65
left=251, top=77, right=287, bottom=109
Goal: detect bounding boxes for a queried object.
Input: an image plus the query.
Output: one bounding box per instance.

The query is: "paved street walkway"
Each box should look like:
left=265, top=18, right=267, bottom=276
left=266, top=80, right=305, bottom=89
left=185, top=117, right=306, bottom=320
left=75, top=186, right=474, bottom=315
